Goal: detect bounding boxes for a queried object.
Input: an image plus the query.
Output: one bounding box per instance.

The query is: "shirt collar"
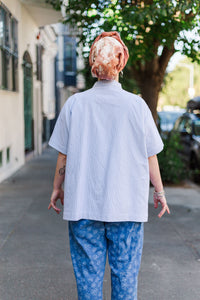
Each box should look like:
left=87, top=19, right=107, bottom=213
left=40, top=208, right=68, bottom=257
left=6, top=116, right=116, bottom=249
left=93, top=80, right=122, bottom=90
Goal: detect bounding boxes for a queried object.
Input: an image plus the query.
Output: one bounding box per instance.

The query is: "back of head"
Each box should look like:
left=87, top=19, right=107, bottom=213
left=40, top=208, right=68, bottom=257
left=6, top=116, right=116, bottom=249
left=89, top=31, right=129, bottom=80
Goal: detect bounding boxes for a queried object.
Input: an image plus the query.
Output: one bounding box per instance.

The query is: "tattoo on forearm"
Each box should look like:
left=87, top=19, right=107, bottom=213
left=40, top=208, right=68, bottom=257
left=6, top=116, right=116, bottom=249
left=59, top=165, right=66, bottom=176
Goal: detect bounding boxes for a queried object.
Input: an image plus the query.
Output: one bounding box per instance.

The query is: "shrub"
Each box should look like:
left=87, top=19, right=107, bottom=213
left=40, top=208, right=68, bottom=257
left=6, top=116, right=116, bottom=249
left=158, top=133, right=188, bottom=184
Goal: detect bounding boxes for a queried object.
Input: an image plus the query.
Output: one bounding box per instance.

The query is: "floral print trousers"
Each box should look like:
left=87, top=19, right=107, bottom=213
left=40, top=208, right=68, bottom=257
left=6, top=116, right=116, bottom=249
left=68, top=220, right=144, bottom=300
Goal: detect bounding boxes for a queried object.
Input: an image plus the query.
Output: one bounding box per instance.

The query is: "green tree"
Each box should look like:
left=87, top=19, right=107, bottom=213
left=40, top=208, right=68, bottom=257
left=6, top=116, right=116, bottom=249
left=158, top=133, right=187, bottom=183
left=48, top=0, right=200, bottom=120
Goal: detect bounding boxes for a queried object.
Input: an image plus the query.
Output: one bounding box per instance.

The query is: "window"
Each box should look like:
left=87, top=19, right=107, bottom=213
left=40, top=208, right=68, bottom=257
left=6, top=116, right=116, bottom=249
left=63, top=35, right=76, bottom=86
left=36, top=44, right=43, bottom=81
left=174, top=118, right=184, bottom=131
left=177, top=118, right=193, bottom=134
left=184, top=119, right=192, bottom=135
left=177, top=118, right=187, bottom=132
left=0, top=4, right=18, bottom=91
left=65, top=43, right=73, bottom=72
left=6, top=147, right=10, bottom=163
left=0, top=7, right=4, bottom=45
left=0, top=150, right=2, bottom=167
left=174, top=118, right=182, bottom=131
left=194, top=120, right=200, bottom=136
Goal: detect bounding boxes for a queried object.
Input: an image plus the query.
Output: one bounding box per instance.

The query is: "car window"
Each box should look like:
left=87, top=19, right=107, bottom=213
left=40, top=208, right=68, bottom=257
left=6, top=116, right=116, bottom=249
left=194, top=120, right=200, bottom=136
left=177, top=119, right=187, bottom=132
left=174, top=118, right=182, bottom=130
left=159, top=111, right=184, bottom=131
left=184, top=119, right=192, bottom=134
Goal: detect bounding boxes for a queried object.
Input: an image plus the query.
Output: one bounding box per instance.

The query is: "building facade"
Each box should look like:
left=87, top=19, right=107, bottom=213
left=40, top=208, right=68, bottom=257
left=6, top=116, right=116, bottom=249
left=48, top=23, right=85, bottom=136
left=0, top=0, right=61, bottom=182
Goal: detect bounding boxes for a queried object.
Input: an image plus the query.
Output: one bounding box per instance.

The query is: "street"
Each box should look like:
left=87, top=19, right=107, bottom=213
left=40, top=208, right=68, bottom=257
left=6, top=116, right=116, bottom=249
left=0, top=147, right=200, bottom=300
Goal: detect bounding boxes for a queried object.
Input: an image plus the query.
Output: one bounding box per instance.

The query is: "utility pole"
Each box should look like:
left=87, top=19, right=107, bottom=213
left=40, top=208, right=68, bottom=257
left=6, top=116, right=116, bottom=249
left=178, top=63, right=195, bottom=99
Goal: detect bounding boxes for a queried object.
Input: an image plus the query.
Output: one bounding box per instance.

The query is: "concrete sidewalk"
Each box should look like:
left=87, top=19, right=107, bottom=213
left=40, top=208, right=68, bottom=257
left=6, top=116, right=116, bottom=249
left=0, top=147, right=200, bottom=300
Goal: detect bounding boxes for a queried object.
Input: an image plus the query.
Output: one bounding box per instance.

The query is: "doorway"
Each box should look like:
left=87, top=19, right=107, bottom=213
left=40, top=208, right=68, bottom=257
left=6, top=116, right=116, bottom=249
left=23, top=51, right=33, bottom=152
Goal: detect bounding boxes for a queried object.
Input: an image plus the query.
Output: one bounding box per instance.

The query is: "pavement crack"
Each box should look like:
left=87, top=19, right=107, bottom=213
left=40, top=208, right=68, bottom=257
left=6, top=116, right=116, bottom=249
left=184, top=239, right=200, bottom=260
left=0, top=228, right=16, bottom=252
left=0, top=202, right=33, bottom=253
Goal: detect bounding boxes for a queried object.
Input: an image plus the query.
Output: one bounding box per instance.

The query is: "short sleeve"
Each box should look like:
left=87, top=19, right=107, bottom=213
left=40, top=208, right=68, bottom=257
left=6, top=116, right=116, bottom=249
left=48, top=101, right=70, bottom=155
left=145, top=105, right=164, bottom=157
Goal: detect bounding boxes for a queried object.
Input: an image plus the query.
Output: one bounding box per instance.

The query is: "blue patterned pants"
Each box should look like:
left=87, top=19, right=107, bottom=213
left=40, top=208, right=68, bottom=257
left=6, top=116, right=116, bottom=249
left=68, top=220, right=144, bottom=300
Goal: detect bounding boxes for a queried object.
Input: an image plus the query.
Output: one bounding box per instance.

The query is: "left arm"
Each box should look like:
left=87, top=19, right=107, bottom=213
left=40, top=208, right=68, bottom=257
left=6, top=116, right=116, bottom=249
left=48, top=152, right=67, bottom=214
left=148, top=154, right=170, bottom=218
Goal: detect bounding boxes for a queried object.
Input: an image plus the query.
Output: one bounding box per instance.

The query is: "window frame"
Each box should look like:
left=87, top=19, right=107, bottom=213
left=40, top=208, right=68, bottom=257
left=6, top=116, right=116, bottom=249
left=0, top=3, right=18, bottom=91
left=63, top=35, right=77, bottom=87
left=175, top=117, right=187, bottom=132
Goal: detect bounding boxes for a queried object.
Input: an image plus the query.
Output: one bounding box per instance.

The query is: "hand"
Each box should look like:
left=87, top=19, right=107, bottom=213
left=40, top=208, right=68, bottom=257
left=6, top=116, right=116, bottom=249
left=48, top=188, right=64, bottom=214
left=154, top=190, right=170, bottom=218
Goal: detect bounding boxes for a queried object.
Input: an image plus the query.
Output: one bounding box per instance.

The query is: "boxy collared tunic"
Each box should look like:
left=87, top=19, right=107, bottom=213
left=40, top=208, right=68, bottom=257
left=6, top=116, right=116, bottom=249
left=49, top=80, right=163, bottom=222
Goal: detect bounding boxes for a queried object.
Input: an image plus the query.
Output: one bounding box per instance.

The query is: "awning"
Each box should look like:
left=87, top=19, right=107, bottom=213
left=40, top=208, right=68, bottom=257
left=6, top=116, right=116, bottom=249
left=20, top=0, right=62, bottom=26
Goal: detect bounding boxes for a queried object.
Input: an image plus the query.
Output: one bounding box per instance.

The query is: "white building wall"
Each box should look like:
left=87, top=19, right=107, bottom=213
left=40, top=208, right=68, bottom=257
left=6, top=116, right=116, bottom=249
left=0, top=0, right=24, bottom=182
left=40, top=27, right=57, bottom=120
left=33, top=81, right=43, bottom=155
left=0, top=0, right=57, bottom=182
left=20, top=4, right=40, bottom=159
left=42, top=54, right=56, bottom=119
left=76, top=42, right=85, bottom=90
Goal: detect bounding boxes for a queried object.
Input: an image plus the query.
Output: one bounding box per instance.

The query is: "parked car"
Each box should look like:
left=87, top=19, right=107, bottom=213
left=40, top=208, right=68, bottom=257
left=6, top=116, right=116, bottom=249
left=172, top=110, right=200, bottom=181
left=187, top=96, right=200, bottom=112
left=158, top=110, right=185, bottom=137
left=158, top=111, right=185, bottom=132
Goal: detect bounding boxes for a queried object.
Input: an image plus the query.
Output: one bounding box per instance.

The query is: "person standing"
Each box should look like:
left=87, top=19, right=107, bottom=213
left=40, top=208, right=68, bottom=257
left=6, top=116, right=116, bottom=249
left=48, top=31, right=170, bottom=300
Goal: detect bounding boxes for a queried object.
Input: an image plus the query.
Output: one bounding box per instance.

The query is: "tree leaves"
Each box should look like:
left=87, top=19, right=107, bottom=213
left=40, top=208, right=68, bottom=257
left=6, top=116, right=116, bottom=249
left=47, top=0, right=200, bottom=65
left=47, top=0, right=200, bottom=115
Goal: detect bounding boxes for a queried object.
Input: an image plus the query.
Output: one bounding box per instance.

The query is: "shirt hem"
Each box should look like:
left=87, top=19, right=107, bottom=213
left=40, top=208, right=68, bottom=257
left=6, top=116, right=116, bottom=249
left=63, top=213, right=148, bottom=223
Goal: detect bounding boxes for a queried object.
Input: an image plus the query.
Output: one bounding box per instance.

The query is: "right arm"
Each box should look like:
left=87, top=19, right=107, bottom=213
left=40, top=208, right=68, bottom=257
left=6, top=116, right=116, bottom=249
left=48, top=152, right=67, bottom=214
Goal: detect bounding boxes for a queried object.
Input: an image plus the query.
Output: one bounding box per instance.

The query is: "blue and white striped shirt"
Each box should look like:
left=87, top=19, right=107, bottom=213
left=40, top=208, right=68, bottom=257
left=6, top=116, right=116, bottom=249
left=49, top=80, right=163, bottom=222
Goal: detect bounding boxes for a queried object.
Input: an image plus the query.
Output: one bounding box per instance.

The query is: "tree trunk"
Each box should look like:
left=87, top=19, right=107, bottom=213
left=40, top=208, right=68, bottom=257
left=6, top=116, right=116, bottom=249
left=130, top=65, right=162, bottom=123
left=129, top=45, right=175, bottom=124
left=138, top=76, right=161, bottom=123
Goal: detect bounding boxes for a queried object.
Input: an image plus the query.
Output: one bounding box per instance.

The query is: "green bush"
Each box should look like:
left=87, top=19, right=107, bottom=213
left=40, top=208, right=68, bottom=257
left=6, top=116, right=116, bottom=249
left=158, top=133, right=188, bottom=184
